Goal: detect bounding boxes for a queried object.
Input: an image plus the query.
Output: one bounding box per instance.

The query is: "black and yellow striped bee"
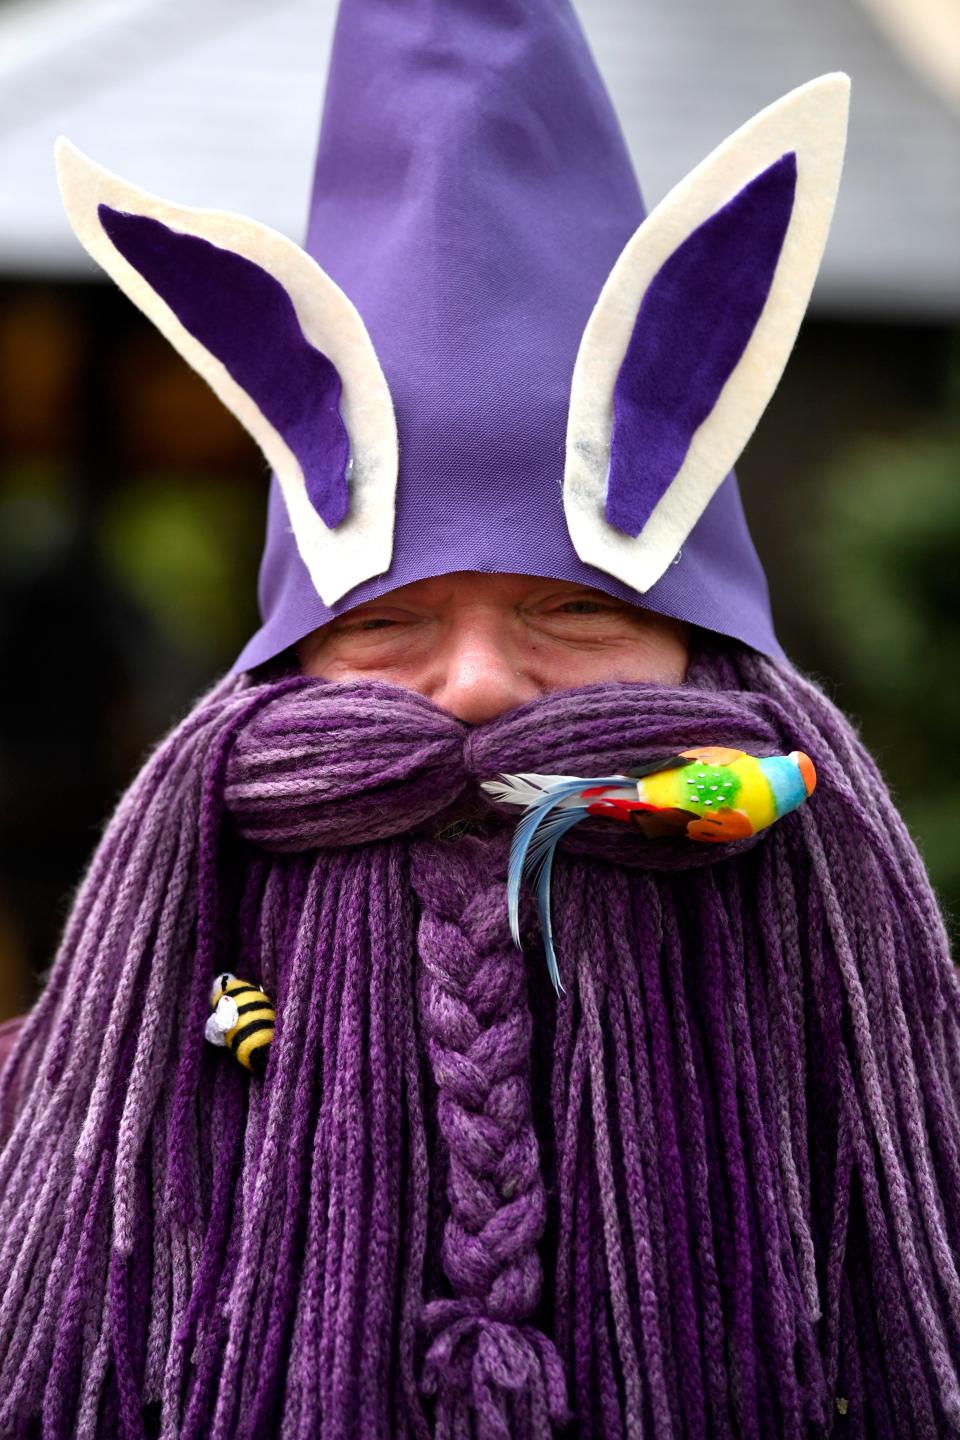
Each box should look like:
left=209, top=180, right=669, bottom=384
left=204, top=972, right=275, bottom=1078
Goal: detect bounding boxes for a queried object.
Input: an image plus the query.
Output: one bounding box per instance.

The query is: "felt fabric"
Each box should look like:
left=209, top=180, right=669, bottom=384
left=234, top=0, right=785, bottom=670
left=56, top=138, right=399, bottom=611
left=55, top=7, right=849, bottom=667
left=2, top=640, right=959, bottom=1437
left=98, top=206, right=352, bottom=530
left=605, top=153, right=797, bottom=538
left=562, top=74, right=848, bottom=601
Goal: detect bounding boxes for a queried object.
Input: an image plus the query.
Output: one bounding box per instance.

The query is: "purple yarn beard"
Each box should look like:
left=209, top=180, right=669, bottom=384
left=1, top=638, right=960, bottom=1439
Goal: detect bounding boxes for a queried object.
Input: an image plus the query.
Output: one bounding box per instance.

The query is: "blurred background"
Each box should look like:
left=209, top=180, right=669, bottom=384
left=0, top=0, right=958, bottom=1019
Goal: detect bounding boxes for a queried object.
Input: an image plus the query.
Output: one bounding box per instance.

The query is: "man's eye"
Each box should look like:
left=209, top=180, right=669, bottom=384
left=355, top=617, right=397, bottom=631
left=555, top=600, right=613, bottom=615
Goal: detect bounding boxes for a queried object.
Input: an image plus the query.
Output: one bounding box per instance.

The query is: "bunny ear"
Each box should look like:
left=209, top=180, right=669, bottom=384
left=564, top=74, right=849, bottom=593
left=55, top=139, right=397, bottom=606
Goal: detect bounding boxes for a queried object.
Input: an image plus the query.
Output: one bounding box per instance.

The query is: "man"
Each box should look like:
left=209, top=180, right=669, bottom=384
left=1, top=1, right=958, bottom=1436
left=296, top=573, right=692, bottom=717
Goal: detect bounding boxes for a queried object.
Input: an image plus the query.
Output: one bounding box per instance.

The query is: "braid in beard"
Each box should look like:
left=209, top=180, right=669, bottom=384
left=411, top=836, right=570, bottom=1438
left=0, top=634, right=957, bottom=1439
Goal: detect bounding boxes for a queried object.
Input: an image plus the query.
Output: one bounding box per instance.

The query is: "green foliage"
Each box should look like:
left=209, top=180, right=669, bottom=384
left=0, top=460, right=79, bottom=582
left=807, top=422, right=960, bottom=941
left=97, top=471, right=260, bottom=663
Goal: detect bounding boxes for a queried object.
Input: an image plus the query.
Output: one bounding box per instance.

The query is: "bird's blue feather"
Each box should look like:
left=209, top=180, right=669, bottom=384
left=505, top=778, right=599, bottom=941
left=503, top=773, right=635, bottom=991
left=532, top=810, right=586, bottom=994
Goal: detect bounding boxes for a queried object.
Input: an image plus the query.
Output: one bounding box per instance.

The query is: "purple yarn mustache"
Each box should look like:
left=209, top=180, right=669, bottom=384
left=1, top=642, right=959, bottom=1438
left=223, top=673, right=780, bottom=862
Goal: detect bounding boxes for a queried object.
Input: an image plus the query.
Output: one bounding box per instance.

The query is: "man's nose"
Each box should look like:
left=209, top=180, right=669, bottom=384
left=431, top=622, right=540, bottom=724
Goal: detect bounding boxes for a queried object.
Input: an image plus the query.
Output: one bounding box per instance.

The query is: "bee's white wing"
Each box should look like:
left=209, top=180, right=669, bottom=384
left=204, top=995, right=239, bottom=1046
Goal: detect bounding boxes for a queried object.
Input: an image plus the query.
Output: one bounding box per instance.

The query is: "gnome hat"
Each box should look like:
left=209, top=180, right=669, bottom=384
left=55, top=0, right=849, bottom=671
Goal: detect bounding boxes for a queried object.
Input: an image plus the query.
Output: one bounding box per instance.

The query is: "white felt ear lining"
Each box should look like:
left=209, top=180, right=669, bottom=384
left=55, top=138, right=398, bottom=607
left=564, top=73, right=850, bottom=594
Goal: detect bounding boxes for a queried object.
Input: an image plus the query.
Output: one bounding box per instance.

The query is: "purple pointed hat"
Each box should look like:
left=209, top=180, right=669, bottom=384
left=55, top=0, right=849, bottom=670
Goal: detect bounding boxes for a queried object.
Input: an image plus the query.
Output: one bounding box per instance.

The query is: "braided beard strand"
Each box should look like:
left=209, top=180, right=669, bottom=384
left=0, top=639, right=958, bottom=1438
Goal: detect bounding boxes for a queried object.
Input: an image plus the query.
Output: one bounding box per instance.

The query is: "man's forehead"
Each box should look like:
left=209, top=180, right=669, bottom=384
left=344, top=572, right=617, bottom=608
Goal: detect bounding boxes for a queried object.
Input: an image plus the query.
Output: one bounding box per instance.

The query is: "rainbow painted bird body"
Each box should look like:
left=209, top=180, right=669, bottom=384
left=583, top=745, right=816, bottom=841
left=482, top=746, right=816, bottom=994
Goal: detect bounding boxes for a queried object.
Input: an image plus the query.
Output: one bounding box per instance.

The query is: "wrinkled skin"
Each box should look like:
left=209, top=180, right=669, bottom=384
left=297, top=571, right=690, bottom=723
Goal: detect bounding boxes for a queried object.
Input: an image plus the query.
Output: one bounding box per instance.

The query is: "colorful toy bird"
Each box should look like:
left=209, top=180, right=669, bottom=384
left=482, top=746, right=816, bottom=994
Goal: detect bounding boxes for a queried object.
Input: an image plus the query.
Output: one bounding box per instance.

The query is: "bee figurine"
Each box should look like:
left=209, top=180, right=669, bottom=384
left=204, top=972, right=275, bottom=1078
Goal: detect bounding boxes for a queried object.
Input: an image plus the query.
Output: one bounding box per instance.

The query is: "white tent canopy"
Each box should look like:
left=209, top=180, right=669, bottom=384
left=0, top=0, right=958, bottom=316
